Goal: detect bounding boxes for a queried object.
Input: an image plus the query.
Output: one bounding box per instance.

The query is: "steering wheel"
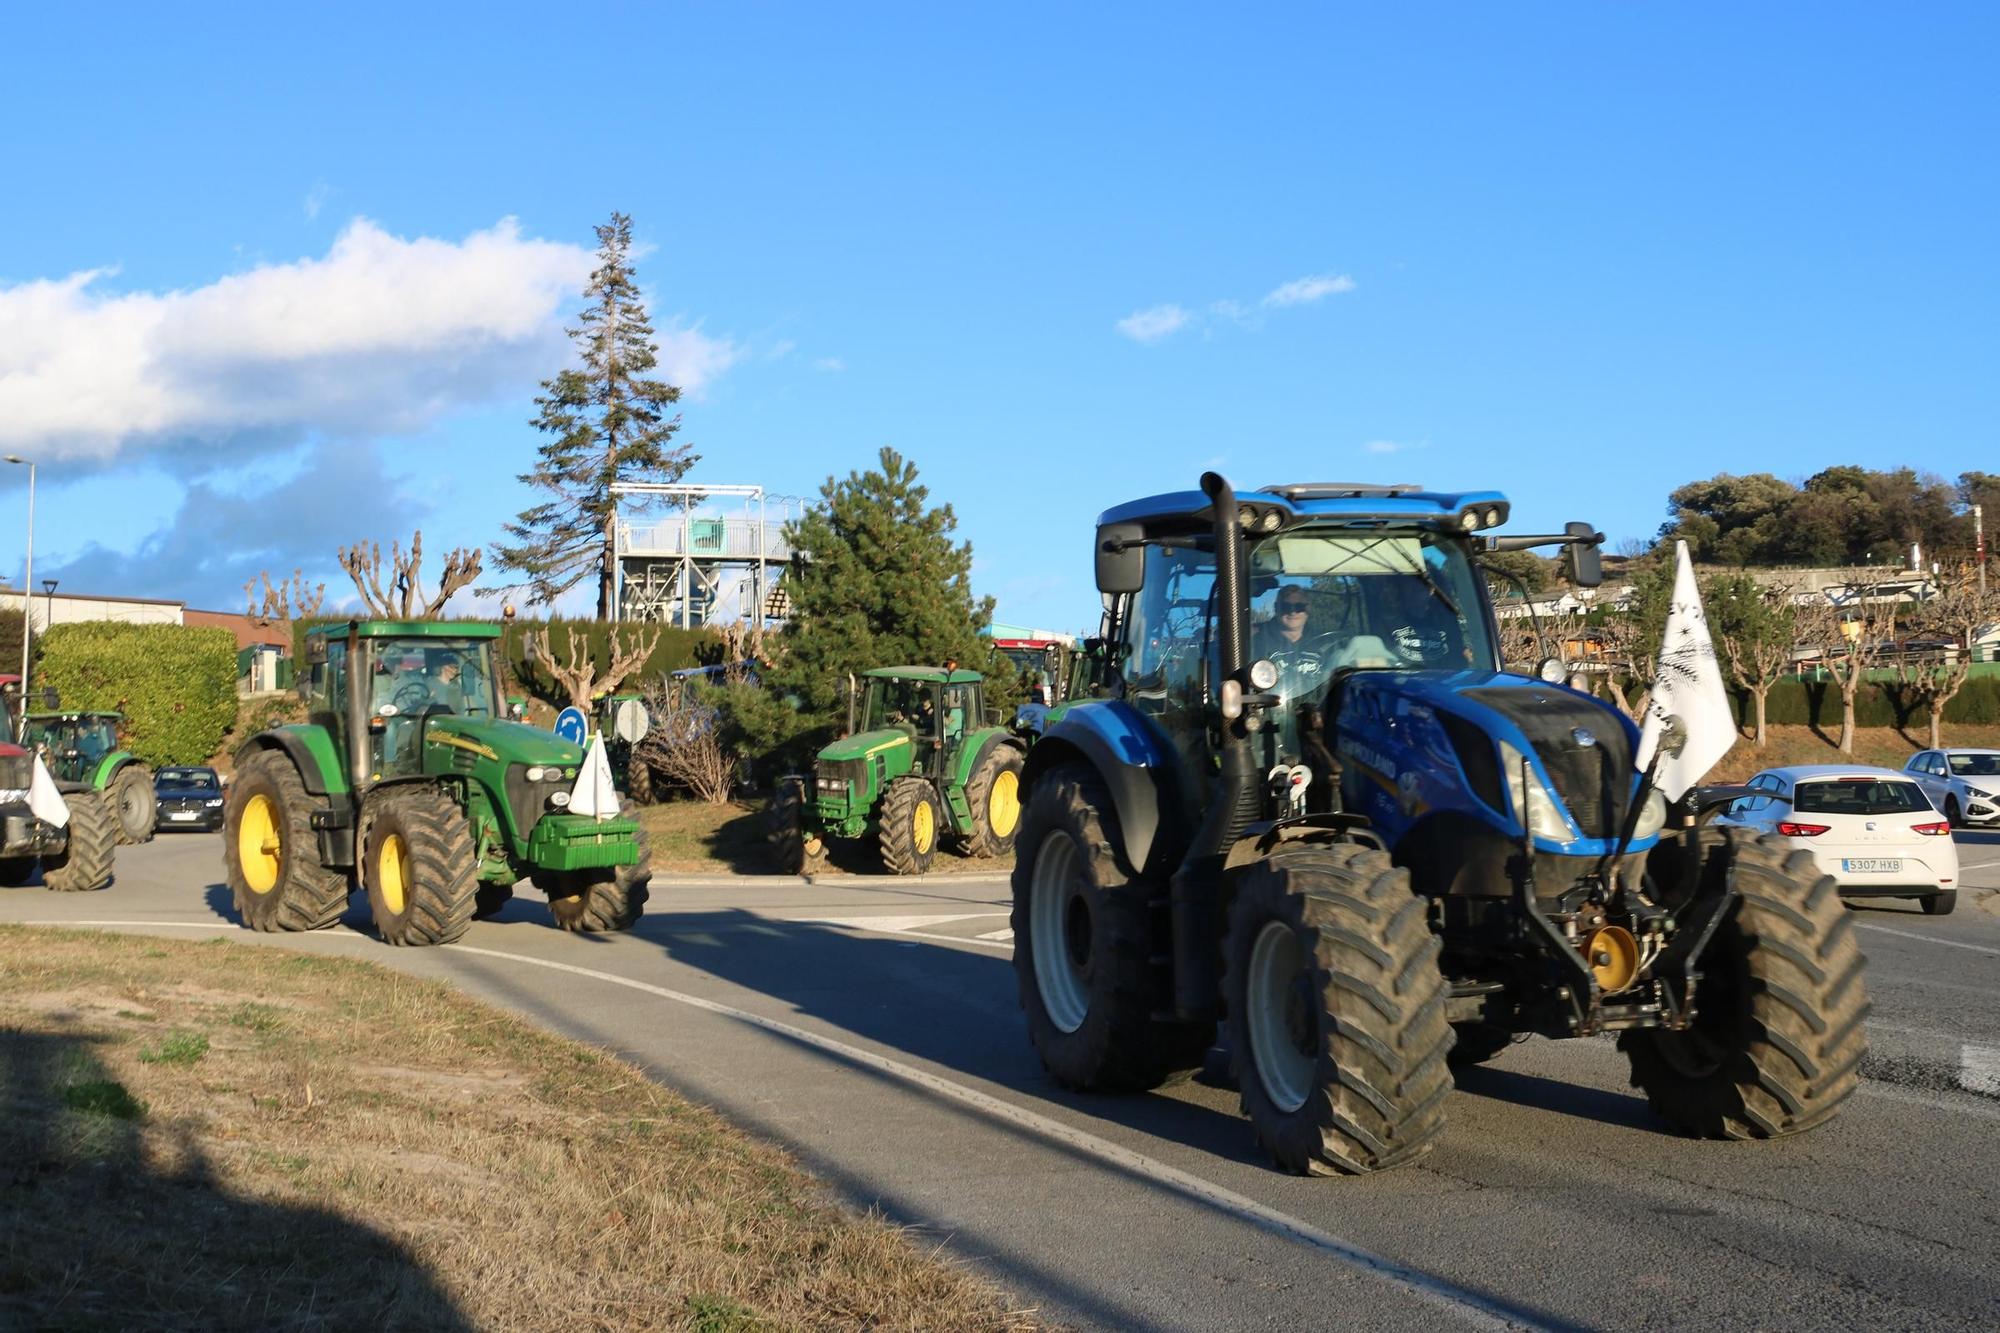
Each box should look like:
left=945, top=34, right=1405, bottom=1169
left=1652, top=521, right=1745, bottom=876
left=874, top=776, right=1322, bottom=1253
left=392, top=680, right=433, bottom=713
left=1264, top=632, right=1346, bottom=694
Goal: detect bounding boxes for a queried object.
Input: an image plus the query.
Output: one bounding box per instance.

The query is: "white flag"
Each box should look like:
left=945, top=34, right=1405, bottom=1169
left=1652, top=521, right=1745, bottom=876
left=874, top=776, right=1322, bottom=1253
left=1635, top=541, right=1736, bottom=800
left=567, top=733, right=620, bottom=820
left=28, top=753, right=70, bottom=828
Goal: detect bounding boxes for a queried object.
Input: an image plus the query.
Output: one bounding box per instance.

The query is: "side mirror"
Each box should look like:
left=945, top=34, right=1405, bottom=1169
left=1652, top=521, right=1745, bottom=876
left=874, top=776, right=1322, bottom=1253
left=1563, top=522, right=1603, bottom=587
left=1095, top=522, right=1145, bottom=594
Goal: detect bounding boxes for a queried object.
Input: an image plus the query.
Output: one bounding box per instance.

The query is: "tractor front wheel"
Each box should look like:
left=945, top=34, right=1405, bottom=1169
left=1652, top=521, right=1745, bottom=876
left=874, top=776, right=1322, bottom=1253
left=1010, top=763, right=1213, bottom=1091
left=225, top=750, right=349, bottom=930
left=1621, top=829, right=1869, bottom=1139
left=1223, top=845, right=1453, bottom=1175
left=361, top=788, right=477, bottom=946
left=111, top=764, right=157, bottom=844
left=879, top=777, right=941, bottom=875
left=962, top=743, right=1026, bottom=859
left=766, top=778, right=826, bottom=875
left=540, top=804, right=651, bottom=933
left=42, top=791, right=118, bottom=892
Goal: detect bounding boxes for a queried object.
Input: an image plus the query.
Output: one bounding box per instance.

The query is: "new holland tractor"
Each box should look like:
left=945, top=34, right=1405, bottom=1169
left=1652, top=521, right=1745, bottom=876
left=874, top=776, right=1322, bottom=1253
left=1012, top=475, right=1868, bottom=1175
left=223, top=621, right=651, bottom=945
left=20, top=710, right=155, bottom=844
left=1, top=698, right=118, bottom=892
left=770, top=666, right=1025, bottom=875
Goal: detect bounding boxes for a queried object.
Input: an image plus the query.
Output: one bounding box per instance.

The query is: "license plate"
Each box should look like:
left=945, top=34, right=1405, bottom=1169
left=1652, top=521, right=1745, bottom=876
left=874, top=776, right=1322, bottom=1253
left=168, top=812, right=198, bottom=821
left=1843, top=858, right=1902, bottom=873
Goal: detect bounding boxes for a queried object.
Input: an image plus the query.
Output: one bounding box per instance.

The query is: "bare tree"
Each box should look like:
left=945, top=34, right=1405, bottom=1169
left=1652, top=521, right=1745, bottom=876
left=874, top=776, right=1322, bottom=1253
left=1588, top=611, right=1657, bottom=721
left=1796, top=596, right=1895, bottom=754
left=337, top=529, right=483, bottom=619
left=522, top=623, right=663, bottom=710
left=635, top=670, right=743, bottom=804
left=1893, top=570, right=2000, bottom=748
left=245, top=569, right=326, bottom=632
left=1707, top=573, right=1797, bottom=747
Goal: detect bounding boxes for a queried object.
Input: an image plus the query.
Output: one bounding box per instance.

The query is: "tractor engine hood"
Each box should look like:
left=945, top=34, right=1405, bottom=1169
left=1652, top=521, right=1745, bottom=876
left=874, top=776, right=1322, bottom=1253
left=818, top=728, right=915, bottom=766
left=1334, top=668, right=1644, bottom=849
left=424, top=716, right=585, bottom=769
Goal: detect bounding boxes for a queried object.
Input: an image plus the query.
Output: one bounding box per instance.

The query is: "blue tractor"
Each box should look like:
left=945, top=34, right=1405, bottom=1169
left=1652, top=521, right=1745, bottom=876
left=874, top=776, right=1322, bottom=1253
left=1012, top=475, right=1868, bottom=1175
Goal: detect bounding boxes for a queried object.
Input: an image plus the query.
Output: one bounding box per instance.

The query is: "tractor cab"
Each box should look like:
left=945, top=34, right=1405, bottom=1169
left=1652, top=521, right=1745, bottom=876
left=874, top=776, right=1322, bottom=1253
left=853, top=667, right=984, bottom=776
left=304, top=623, right=503, bottom=783
left=21, top=712, right=123, bottom=787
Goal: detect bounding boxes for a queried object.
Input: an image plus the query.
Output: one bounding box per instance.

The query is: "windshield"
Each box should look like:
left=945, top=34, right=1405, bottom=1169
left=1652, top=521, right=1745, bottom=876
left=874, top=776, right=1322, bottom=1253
left=863, top=677, right=935, bottom=733
left=1947, top=753, right=2000, bottom=776
left=1794, top=779, right=1932, bottom=816
left=157, top=768, right=219, bottom=790
left=368, top=638, right=498, bottom=717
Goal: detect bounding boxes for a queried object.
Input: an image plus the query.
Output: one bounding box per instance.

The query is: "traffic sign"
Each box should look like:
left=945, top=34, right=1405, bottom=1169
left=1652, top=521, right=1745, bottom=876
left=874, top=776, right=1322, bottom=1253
left=554, top=706, right=589, bottom=745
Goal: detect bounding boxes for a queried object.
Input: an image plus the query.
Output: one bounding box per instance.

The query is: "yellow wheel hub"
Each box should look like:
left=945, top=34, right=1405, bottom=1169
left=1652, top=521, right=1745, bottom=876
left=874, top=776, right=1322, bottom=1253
left=913, top=800, right=935, bottom=855
left=376, top=831, right=410, bottom=917
left=237, top=794, right=282, bottom=895
left=989, top=770, right=1021, bottom=838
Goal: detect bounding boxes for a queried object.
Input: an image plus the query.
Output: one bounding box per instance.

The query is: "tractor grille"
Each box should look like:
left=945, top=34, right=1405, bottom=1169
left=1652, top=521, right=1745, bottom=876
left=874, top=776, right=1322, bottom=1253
left=817, top=758, right=870, bottom=797
left=0, top=753, right=31, bottom=792
left=1465, top=688, right=1631, bottom=839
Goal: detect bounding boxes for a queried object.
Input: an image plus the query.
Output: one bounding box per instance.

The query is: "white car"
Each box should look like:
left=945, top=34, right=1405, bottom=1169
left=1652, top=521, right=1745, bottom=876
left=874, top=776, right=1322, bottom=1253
left=1901, top=747, right=2000, bottom=827
left=1716, top=765, right=1959, bottom=915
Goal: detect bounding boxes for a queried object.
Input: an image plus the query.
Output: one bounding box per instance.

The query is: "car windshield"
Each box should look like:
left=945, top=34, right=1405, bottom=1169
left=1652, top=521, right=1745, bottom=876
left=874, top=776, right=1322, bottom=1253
left=157, top=768, right=219, bottom=789
left=1793, top=779, right=1932, bottom=816
left=1947, top=753, right=2000, bottom=776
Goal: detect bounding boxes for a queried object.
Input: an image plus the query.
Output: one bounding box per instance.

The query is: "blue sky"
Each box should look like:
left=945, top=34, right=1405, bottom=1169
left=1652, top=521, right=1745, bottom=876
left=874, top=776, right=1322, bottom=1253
left=3, top=4, right=1994, bottom=633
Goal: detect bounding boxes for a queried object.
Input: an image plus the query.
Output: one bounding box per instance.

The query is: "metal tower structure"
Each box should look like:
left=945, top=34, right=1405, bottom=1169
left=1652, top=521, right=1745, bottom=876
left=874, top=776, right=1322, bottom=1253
left=610, top=483, right=801, bottom=630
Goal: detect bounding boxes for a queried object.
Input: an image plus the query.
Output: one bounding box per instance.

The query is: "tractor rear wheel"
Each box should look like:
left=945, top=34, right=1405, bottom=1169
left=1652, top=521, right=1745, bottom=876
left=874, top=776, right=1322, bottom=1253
left=42, top=792, right=118, bottom=892
left=962, top=742, right=1026, bottom=859
left=879, top=777, right=941, bottom=875
left=540, top=803, right=651, bottom=933
left=225, top=750, right=349, bottom=930
left=1223, top=844, right=1453, bottom=1175
left=111, top=764, right=156, bottom=845
left=362, top=788, right=477, bottom=946
left=766, top=777, right=826, bottom=875
left=1011, top=763, right=1214, bottom=1091
left=0, top=857, right=37, bottom=887
left=1621, top=829, right=1869, bottom=1139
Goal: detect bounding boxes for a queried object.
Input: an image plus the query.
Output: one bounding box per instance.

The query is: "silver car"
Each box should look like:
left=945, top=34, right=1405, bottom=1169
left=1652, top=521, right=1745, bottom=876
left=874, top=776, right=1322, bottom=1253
left=1902, top=748, right=2000, bottom=827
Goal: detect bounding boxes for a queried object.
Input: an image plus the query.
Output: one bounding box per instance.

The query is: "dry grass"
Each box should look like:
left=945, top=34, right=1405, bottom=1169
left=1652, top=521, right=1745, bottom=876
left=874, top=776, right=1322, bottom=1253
left=638, top=800, right=1011, bottom=877
left=0, top=927, right=1044, bottom=1332
left=1706, top=723, right=2000, bottom=782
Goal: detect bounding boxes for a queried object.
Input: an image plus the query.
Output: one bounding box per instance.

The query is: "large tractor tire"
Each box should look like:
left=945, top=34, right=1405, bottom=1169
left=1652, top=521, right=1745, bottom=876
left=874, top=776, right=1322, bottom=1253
left=1011, top=763, right=1214, bottom=1092
left=41, top=791, right=119, bottom=892
left=962, top=742, right=1026, bottom=859
left=1222, top=844, right=1453, bottom=1175
left=110, top=763, right=156, bottom=845
left=765, top=777, right=826, bottom=875
left=226, top=750, right=350, bottom=931
left=538, top=805, right=651, bottom=933
left=0, top=857, right=38, bottom=887
left=1621, top=829, right=1869, bottom=1140
left=361, top=788, right=477, bottom=947
left=879, top=776, right=941, bottom=876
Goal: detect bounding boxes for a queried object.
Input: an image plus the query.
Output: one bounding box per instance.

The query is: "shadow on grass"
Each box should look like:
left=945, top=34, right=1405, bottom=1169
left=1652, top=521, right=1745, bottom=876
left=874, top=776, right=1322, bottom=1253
left=0, top=1026, right=472, bottom=1331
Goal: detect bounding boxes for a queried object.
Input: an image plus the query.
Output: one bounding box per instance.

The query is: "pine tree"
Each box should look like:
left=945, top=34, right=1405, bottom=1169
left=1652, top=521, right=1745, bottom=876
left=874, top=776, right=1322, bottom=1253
left=491, top=213, right=696, bottom=619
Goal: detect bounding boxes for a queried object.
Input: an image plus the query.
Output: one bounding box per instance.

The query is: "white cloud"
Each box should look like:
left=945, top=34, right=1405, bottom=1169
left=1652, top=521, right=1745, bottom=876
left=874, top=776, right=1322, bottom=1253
left=0, top=217, right=740, bottom=465
left=302, top=180, right=330, bottom=220
left=1263, top=273, right=1356, bottom=307
left=1116, top=303, right=1190, bottom=343
left=764, top=338, right=797, bottom=362
left=1364, top=440, right=1405, bottom=454
left=813, top=356, right=846, bottom=372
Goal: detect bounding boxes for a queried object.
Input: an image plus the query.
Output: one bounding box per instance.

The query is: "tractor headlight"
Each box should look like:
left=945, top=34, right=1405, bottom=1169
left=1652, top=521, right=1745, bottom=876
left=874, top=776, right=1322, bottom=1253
left=1498, top=741, right=1575, bottom=842
left=525, top=766, right=547, bottom=782
left=1248, top=658, right=1279, bottom=691
left=547, top=791, right=571, bottom=809
left=1631, top=786, right=1668, bottom=840
left=816, top=776, right=846, bottom=793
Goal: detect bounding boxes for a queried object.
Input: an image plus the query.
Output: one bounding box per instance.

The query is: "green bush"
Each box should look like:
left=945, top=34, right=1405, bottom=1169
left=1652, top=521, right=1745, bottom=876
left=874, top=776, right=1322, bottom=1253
left=1746, top=675, right=2000, bottom=730
left=35, top=623, right=239, bottom=766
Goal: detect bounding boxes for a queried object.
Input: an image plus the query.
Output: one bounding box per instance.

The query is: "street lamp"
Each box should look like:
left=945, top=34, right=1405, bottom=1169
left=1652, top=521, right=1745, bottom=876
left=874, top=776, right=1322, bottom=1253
left=42, top=579, right=58, bottom=637
left=4, top=454, right=32, bottom=734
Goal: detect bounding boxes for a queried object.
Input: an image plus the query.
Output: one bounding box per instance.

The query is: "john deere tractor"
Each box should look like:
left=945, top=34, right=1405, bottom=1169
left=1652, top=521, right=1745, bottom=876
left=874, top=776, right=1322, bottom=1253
left=20, top=711, right=155, bottom=844
left=770, top=666, right=1025, bottom=875
left=2, top=703, right=118, bottom=892
left=1013, top=475, right=1867, bottom=1175
left=223, top=621, right=651, bottom=945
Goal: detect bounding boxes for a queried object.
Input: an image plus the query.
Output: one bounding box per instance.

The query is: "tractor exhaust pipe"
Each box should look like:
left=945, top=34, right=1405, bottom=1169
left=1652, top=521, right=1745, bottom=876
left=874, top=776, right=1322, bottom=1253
left=1167, top=472, right=1264, bottom=1021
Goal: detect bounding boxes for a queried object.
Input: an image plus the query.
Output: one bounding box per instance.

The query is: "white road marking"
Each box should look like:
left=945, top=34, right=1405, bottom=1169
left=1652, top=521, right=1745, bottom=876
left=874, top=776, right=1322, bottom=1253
left=790, top=912, right=1000, bottom=933
left=976, top=927, right=1016, bottom=943
left=1857, top=923, right=2000, bottom=958
left=1857, top=1081, right=2000, bottom=1123
left=1961, top=1045, right=2000, bottom=1098
left=15, top=918, right=1539, bottom=1330
left=1955, top=859, right=2000, bottom=870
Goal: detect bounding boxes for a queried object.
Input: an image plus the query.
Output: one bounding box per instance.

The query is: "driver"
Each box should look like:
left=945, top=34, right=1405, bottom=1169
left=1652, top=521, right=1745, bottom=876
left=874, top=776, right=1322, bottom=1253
left=427, top=655, right=469, bottom=712
left=1253, top=585, right=1314, bottom=658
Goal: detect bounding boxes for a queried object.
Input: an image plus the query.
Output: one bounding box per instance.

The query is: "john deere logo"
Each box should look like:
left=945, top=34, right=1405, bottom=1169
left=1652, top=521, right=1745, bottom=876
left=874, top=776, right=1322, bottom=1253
left=1571, top=727, right=1598, bottom=748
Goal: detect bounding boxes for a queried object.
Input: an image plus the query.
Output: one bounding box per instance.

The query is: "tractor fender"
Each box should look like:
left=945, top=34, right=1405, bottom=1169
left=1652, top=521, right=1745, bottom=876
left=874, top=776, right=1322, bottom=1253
left=234, top=725, right=349, bottom=797
left=1019, top=702, right=1181, bottom=877
left=957, top=728, right=1025, bottom=787
left=89, top=750, right=144, bottom=790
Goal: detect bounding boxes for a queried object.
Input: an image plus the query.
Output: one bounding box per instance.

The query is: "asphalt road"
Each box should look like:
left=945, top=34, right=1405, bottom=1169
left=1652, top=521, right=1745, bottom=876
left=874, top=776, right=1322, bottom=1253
left=6, top=831, right=2000, bottom=1331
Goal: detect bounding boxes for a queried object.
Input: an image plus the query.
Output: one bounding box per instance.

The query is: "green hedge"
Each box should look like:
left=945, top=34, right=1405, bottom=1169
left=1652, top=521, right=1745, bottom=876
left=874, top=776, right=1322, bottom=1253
left=35, top=623, right=239, bottom=766
left=291, top=617, right=717, bottom=704
left=1739, top=675, right=2000, bottom=729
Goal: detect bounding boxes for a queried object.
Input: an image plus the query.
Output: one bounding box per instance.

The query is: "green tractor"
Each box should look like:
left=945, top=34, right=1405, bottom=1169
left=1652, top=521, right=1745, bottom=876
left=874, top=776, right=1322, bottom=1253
left=20, top=711, right=155, bottom=844
left=223, top=621, right=652, bottom=946
left=2, top=695, right=118, bottom=893
left=770, top=666, right=1025, bottom=875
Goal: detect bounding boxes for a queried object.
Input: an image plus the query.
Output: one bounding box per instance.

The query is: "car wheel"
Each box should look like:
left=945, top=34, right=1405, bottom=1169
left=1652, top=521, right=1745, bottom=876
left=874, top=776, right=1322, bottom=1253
left=1944, top=794, right=1963, bottom=828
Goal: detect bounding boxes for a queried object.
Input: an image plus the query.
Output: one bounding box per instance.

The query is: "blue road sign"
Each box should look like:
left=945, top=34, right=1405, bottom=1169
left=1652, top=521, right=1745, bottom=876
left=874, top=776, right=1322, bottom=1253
left=554, top=706, right=589, bottom=745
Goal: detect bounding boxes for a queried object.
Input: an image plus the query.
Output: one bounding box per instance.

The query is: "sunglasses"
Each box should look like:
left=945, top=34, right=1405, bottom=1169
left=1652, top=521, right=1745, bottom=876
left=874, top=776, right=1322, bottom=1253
left=1277, top=603, right=1309, bottom=613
